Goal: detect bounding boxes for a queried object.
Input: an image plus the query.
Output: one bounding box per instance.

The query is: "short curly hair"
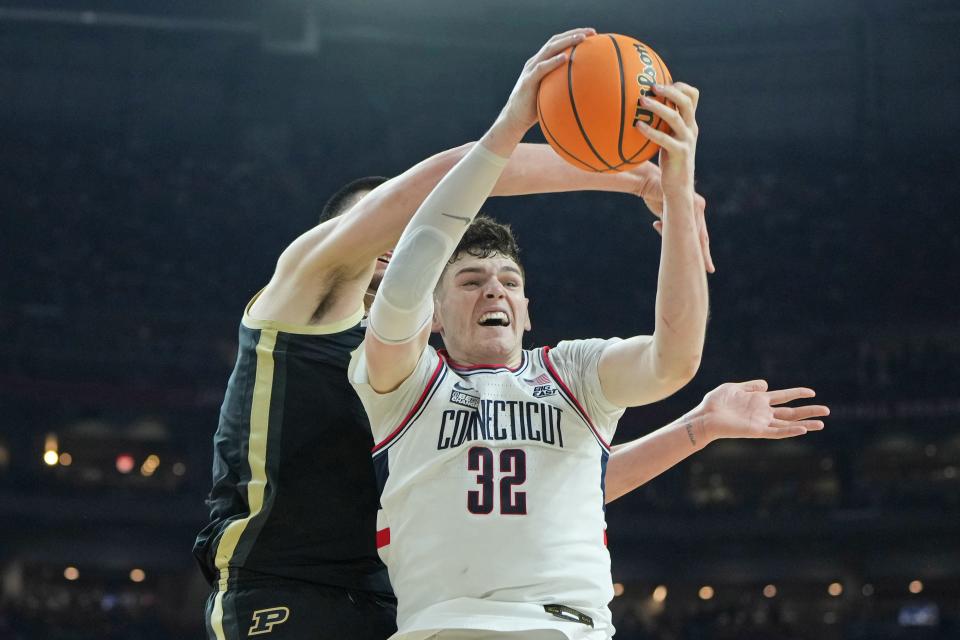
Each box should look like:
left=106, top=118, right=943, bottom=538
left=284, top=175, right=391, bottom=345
left=447, top=215, right=524, bottom=276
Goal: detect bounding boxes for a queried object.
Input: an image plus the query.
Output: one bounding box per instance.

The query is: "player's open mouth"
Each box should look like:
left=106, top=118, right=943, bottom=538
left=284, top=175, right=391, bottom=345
left=478, top=311, right=510, bottom=327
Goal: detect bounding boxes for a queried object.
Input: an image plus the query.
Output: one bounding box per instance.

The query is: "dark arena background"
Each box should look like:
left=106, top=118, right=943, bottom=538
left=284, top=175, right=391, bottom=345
left=1, top=1, right=959, bottom=638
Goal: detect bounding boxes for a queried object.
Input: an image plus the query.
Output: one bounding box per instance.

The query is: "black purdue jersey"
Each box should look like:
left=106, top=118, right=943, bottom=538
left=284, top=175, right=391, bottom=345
left=193, top=300, right=391, bottom=595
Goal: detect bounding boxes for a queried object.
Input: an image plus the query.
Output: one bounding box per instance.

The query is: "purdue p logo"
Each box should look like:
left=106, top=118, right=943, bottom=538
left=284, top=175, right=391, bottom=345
left=248, top=607, right=290, bottom=636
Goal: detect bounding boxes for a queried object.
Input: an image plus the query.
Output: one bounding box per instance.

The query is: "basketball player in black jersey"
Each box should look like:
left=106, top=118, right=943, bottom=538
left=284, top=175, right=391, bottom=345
left=191, top=126, right=701, bottom=638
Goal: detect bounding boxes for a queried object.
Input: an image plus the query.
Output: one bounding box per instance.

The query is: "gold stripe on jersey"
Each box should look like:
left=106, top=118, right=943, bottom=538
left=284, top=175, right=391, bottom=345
left=209, top=328, right=278, bottom=640
left=242, top=290, right=364, bottom=335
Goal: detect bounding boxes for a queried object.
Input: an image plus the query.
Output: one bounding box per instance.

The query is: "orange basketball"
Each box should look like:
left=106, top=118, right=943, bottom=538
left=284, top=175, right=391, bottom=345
left=537, top=33, right=673, bottom=172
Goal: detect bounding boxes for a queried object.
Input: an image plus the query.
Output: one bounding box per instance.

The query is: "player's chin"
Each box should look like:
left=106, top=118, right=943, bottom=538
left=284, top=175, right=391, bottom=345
left=474, top=327, right=520, bottom=352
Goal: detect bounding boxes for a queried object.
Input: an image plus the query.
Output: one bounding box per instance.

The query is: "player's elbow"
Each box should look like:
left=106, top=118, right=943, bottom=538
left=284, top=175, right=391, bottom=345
left=653, top=353, right=701, bottom=388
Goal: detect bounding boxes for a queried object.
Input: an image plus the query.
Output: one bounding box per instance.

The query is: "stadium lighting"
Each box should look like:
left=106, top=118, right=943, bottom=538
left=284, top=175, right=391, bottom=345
left=43, top=433, right=59, bottom=465
left=909, top=580, right=924, bottom=594
left=140, top=454, right=160, bottom=476
left=116, top=454, right=135, bottom=474
left=698, top=586, right=714, bottom=600
left=652, top=585, right=668, bottom=603
left=129, top=568, right=146, bottom=583
left=763, top=584, right=777, bottom=598
left=613, top=583, right=625, bottom=596
left=59, top=452, right=73, bottom=466
left=64, top=566, right=79, bottom=581
left=828, top=582, right=843, bottom=597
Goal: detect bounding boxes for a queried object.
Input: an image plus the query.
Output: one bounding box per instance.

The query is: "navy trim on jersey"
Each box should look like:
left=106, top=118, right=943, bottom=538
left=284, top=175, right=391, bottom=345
left=600, top=449, right=609, bottom=512
left=539, top=347, right=611, bottom=453
left=372, top=454, right=389, bottom=502
left=371, top=359, right=447, bottom=457
left=437, top=350, right=530, bottom=377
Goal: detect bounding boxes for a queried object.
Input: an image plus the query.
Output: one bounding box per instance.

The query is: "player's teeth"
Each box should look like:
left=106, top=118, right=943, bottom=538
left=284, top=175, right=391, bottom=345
left=480, top=312, right=508, bottom=324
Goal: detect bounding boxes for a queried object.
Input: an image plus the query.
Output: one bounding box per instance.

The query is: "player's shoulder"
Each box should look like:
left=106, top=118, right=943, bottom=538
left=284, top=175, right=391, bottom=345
left=538, top=338, right=622, bottom=375
left=544, top=337, right=619, bottom=357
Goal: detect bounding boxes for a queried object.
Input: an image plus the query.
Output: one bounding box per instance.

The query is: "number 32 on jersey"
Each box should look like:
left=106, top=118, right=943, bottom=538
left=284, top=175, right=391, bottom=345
left=467, top=446, right=527, bottom=515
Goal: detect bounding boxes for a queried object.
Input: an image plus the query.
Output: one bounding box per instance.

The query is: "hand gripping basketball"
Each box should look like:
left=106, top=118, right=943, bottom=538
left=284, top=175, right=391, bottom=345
left=497, top=28, right=597, bottom=137
left=635, top=82, right=700, bottom=198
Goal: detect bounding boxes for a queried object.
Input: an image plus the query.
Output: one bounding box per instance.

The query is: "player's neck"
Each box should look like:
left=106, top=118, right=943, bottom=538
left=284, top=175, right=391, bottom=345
left=444, top=345, right=523, bottom=369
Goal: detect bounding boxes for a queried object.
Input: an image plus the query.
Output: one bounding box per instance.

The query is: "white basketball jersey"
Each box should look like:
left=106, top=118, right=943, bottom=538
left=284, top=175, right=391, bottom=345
left=349, top=339, right=625, bottom=639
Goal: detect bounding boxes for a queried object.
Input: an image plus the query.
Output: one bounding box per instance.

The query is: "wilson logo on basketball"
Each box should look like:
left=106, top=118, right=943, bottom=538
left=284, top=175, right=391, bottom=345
left=632, top=43, right=658, bottom=128
left=536, top=33, right=672, bottom=172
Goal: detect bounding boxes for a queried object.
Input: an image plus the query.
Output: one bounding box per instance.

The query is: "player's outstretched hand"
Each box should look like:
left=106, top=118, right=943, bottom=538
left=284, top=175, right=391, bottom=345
left=497, top=28, right=596, bottom=137
left=698, top=380, right=829, bottom=443
left=633, top=161, right=714, bottom=273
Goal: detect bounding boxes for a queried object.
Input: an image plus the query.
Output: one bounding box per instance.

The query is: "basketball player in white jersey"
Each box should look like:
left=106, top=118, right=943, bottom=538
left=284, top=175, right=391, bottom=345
left=346, top=29, right=732, bottom=639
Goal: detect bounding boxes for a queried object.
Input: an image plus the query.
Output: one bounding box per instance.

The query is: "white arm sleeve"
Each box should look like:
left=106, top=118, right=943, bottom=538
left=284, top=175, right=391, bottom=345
left=368, top=142, right=509, bottom=343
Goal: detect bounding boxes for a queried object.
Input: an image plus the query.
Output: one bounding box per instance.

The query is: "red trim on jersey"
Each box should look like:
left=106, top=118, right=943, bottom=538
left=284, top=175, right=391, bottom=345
left=371, top=358, right=445, bottom=453
left=541, top=346, right=611, bottom=450
left=376, top=527, right=391, bottom=549
left=603, top=529, right=608, bottom=546
left=438, top=349, right=525, bottom=372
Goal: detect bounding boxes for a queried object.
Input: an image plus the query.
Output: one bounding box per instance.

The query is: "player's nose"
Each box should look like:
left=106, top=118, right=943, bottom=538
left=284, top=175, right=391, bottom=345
left=483, top=280, right=506, bottom=298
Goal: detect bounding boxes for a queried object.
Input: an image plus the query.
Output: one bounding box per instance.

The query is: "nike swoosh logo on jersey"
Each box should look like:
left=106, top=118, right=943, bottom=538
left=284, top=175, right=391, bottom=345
left=453, top=381, right=475, bottom=392
left=441, top=212, right=471, bottom=224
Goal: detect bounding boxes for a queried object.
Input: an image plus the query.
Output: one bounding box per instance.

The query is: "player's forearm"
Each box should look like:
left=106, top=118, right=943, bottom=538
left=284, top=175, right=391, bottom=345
left=492, top=144, right=646, bottom=197
left=605, top=406, right=710, bottom=504
left=369, top=143, right=509, bottom=343
left=650, top=190, right=708, bottom=382
left=344, top=143, right=476, bottom=260
left=330, top=139, right=634, bottom=266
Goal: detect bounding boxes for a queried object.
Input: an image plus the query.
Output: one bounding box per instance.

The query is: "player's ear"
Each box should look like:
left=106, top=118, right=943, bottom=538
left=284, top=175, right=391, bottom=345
left=431, top=299, right=443, bottom=333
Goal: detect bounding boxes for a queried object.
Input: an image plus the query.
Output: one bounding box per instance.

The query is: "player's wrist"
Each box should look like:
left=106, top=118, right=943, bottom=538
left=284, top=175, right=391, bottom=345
left=629, top=162, right=661, bottom=197
left=479, top=118, right=526, bottom=159
left=684, top=405, right=717, bottom=448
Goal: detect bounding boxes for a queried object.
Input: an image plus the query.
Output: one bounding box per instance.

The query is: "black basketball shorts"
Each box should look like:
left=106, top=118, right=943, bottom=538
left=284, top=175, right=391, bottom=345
left=205, top=579, right=397, bottom=640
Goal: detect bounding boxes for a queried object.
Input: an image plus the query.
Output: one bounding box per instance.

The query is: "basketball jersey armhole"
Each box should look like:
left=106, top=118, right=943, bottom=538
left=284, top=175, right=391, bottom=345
left=242, top=289, right=364, bottom=335
left=371, top=357, right=447, bottom=455
left=540, top=346, right=611, bottom=452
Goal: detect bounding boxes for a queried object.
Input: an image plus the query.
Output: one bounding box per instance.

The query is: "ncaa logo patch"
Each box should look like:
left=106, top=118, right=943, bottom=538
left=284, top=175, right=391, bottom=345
left=248, top=607, right=290, bottom=636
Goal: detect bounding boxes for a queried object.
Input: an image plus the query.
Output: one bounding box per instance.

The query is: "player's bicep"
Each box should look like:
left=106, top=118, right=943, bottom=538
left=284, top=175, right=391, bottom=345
left=363, top=323, right=432, bottom=394
left=597, top=335, right=687, bottom=407
left=272, top=217, right=344, bottom=277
